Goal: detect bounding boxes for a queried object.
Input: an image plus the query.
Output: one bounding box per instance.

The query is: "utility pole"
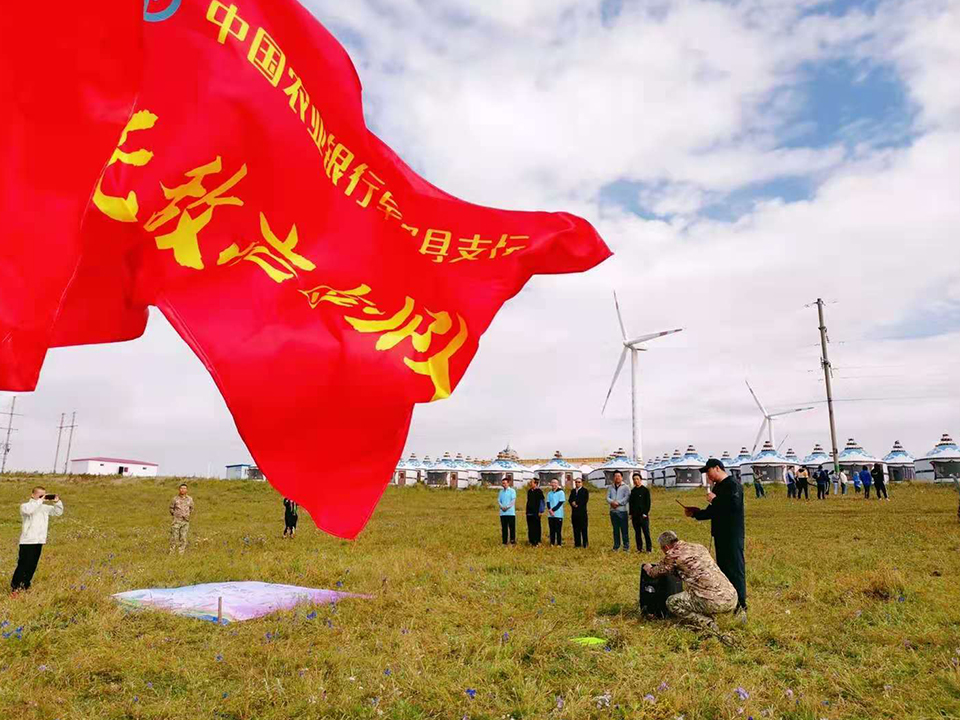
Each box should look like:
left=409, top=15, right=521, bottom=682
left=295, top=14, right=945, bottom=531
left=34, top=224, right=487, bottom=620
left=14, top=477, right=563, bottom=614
left=1, top=397, right=20, bottom=474
left=815, top=299, right=840, bottom=474
left=54, top=413, right=66, bottom=473
left=62, top=412, right=78, bottom=475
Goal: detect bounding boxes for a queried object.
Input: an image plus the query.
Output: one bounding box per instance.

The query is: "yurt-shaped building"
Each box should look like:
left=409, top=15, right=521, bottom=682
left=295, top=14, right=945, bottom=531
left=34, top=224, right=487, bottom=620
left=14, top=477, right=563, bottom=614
left=591, top=448, right=644, bottom=487
left=645, top=456, right=663, bottom=486
left=658, top=449, right=683, bottom=487
left=916, top=433, right=960, bottom=483
left=719, top=451, right=738, bottom=480
left=480, top=451, right=530, bottom=486
left=837, top=438, right=880, bottom=476
left=426, top=452, right=461, bottom=488
left=747, top=441, right=788, bottom=484
left=393, top=453, right=424, bottom=486
left=783, top=448, right=801, bottom=468
left=665, top=445, right=706, bottom=488
left=535, top=451, right=581, bottom=489
left=462, top=456, right=484, bottom=486
left=802, top=443, right=832, bottom=471
left=882, top=441, right=916, bottom=482
left=731, top=447, right=754, bottom=483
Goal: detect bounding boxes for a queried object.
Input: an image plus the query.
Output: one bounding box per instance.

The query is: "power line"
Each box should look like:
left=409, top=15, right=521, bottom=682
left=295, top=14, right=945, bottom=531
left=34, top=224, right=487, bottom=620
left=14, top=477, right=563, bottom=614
left=813, top=299, right=840, bottom=475
left=62, top=412, right=78, bottom=475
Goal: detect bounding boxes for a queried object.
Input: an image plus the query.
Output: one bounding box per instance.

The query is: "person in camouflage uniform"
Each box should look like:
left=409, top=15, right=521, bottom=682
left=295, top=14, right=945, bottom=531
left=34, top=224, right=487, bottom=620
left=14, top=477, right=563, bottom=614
left=643, top=530, right=737, bottom=636
left=169, top=483, right=194, bottom=554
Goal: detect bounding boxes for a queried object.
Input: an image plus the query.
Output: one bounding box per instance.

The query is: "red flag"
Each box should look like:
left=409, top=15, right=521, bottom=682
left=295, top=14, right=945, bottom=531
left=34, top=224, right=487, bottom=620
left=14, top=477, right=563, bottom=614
left=0, top=1, right=143, bottom=388
left=12, top=1, right=611, bottom=537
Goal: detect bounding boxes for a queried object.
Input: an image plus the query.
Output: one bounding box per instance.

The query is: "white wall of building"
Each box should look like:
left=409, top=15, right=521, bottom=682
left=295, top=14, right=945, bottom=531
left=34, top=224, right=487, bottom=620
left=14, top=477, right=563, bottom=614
left=70, top=459, right=158, bottom=477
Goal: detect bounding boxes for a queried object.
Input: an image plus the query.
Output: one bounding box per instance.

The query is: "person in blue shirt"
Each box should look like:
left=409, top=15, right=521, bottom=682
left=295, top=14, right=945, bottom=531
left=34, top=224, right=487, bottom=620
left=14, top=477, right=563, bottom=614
left=546, top=479, right=566, bottom=546
left=497, top=478, right=517, bottom=545
left=859, top=466, right=872, bottom=499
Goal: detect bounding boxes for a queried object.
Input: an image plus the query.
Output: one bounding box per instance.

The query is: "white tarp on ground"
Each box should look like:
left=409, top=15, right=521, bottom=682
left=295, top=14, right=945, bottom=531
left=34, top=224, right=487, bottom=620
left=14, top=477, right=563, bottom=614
left=113, top=581, right=368, bottom=624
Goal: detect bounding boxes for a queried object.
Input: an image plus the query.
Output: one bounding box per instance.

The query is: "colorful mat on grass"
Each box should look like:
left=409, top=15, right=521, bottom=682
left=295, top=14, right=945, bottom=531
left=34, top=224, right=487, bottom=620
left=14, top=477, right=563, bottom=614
left=112, top=581, right=368, bottom=624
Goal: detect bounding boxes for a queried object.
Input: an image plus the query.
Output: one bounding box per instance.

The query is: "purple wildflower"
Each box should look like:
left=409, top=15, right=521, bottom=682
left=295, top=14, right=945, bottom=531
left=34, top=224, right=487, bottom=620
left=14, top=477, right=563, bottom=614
left=336, top=580, right=344, bottom=588
left=644, top=694, right=656, bottom=703
left=502, top=632, right=510, bottom=642
left=306, top=611, right=317, bottom=620
left=658, top=681, right=669, bottom=691
left=735, top=687, right=750, bottom=701
left=555, top=696, right=564, bottom=710
left=465, top=688, right=477, bottom=699
left=215, top=654, right=223, bottom=662
left=384, top=668, right=392, bottom=676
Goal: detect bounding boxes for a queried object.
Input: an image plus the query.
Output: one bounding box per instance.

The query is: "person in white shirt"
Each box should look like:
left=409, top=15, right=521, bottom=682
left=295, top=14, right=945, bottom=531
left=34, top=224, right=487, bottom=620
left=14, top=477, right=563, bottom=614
left=11, top=486, right=63, bottom=594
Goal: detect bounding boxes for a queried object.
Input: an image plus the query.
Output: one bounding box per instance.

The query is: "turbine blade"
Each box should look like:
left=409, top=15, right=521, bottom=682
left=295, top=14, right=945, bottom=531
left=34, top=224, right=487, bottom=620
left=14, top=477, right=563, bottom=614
left=769, top=406, right=815, bottom=417
left=751, top=419, right=767, bottom=454
left=601, top=348, right=629, bottom=415
left=613, top=291, right=627, bottom=341
left=745, top=379, right=768, bottom=416
left=627, top=328, right=684, bottom=346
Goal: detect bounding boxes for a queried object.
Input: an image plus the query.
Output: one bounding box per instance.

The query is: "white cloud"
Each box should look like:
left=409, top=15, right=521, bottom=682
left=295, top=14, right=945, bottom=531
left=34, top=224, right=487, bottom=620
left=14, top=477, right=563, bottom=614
left=3, top=0, right=958, bottom=477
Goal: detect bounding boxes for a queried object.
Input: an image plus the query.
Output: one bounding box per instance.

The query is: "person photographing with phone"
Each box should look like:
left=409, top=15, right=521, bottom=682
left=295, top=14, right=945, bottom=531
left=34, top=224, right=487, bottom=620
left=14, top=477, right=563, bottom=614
left=681, top=459, right=747, bottom=622
left=11, top=486, right=63, bottom=594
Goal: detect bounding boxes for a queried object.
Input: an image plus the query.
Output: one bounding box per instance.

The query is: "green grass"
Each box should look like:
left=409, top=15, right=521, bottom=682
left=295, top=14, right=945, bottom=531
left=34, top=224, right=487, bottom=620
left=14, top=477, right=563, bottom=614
left=1, top=477, right=958, bottom=720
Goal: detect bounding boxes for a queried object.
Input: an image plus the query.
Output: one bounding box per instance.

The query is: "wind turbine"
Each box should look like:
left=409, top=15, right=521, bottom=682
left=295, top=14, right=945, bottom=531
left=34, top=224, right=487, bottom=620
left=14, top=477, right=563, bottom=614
left=601, top=292, right=683, bottom=463
left=745, top=380, right=814, bottom=453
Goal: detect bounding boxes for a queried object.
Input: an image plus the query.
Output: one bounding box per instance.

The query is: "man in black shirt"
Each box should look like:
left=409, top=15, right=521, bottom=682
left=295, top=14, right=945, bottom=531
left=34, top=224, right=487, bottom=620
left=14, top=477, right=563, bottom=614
left=684, top=458, right=747, bottom=619
left=569, top=478, right=589, bottom=548
left=628, top=472, right=652, bottom=552
left=525, top=478, right=545, bottom=546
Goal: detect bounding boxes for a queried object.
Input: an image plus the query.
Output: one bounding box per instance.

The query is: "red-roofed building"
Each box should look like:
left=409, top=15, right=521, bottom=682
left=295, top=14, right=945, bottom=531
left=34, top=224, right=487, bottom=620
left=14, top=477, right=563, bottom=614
left=70, top=457, right=159, bottom=477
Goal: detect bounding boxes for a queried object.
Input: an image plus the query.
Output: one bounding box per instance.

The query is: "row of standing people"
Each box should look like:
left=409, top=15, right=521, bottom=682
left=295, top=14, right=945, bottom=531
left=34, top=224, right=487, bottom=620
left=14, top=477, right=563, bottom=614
left=497, top=471, right=654, bottom=551
left=785, top=463, right=889, bottom=500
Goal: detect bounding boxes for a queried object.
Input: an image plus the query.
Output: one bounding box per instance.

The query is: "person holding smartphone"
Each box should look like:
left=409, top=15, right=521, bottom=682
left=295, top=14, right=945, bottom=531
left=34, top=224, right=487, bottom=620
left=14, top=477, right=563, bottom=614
left=11, top=486, right=64, bottom=594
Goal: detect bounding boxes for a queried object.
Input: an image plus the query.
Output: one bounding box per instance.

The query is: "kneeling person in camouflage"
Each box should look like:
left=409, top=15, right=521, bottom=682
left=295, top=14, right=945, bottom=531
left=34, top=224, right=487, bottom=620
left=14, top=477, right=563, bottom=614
left=643, top=530, right=737, bottom=636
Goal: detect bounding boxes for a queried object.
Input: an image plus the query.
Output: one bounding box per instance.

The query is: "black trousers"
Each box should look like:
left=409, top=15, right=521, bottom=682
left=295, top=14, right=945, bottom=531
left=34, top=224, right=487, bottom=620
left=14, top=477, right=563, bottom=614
left=631, top=515, right=651, bottom=551
left=875, top=481, right=888, bottom=499
left=610, top=512, right=630, bottom=549
left=863, top=484, right=871, bottom=498
left=572, top=514, right=588, bottom=547
left=526, top=514, right=542, bottom=545
left=284, top=511, right=298, bottom=531
left=500, top=516, right=516, bottom=544
left=714, top=537, right=746, bottom=611
left=787, top=483, right=796, bottom=498
left=797, top=481, right=809, bottom=499
left=11, top=543, right=43, bottom=592
left=548, top=517, right=563, bottom=545
left=754, top=481, right=766, bottom=498
left=816, top=482, right=826, bottom=500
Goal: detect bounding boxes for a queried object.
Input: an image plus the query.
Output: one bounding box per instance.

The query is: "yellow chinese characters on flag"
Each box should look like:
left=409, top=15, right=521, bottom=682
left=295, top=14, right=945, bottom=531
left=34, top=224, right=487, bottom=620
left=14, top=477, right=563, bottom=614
left=301, top=285, right=468, bottom=402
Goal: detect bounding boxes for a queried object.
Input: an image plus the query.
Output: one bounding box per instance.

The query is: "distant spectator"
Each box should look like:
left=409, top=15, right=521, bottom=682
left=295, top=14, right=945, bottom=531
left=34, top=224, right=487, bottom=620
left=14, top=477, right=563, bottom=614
left=11, top=486, right=63, bottom=594
left=785, top=466, right=797, bottom=499
left=169, top=483, right=194, bottom=554
left=859, top=466, right=872, bottom=499
left=628, top=473, right=652, bottom=552
left=497, top=478, right=517, bottom=545
left=838, top=468, right=848, bottom=495
left=852, top=469, right=862, bottom=494
left=283, top=498, right=298, bottom=538
left=814, top=465, right=828, bottom=500
left=546, top=479, right=565, bottom=546
left=871, top=463, right=888, bottom=501
left=796, top=466, right=810, bottom=501
left=830, top=468, right=840, bottom=495
left=753, top=471, right=766, bottom=498
left=607, top=471, right=630, bottom=551
left=525, top=478, right=545, bottom=546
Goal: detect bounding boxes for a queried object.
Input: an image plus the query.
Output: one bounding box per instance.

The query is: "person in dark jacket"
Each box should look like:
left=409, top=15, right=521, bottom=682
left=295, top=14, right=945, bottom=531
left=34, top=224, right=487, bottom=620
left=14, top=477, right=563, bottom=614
left=525, top=478, right=545, bottom=546
left=814, top=465, right=828, bottom=500
left=684, top=458, right=747, bottom=619
left=871, top=463, right=888, bottom=500
left=628, top=472, right=652, bottom=552
left=860, top=465, right=872, bottom=499
left=283, top=498, right=298, bottom=538
left=568, top=478, right=590, bottom=548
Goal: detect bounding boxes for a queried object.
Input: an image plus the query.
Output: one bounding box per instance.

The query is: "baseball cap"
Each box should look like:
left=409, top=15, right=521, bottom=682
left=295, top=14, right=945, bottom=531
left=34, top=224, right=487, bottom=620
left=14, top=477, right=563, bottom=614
left=699, top=458, right=725, bottom=473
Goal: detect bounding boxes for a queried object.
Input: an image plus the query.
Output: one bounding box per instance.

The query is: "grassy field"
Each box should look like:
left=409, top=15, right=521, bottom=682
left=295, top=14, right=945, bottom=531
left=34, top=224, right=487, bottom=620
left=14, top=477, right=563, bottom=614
left=0, top=476, right=958, bottom=720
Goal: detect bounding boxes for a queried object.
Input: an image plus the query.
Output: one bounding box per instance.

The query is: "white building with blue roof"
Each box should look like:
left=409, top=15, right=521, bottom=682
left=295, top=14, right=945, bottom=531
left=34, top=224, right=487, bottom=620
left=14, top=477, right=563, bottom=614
left=747, top=441, right=789, bottom=484
left=480, top=449, right=532, bottom=487
left=535, top=451, right=582, bottom=489
left=882, top=441, right=916, bottom=482
left=664, top=445, right=706, bottom=488
left=916, top=433, right=960, bottom=483
left=426, top=451, right=462, bottom=488
left=802, top=443, right=832, bottom=470
left=730, top=447, right=753, bottom=483
left=393, top=453, right=424, bottom=486
left=589, top=447, right=644, bottom=488
left=836, top=438, right=880, bottom=475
